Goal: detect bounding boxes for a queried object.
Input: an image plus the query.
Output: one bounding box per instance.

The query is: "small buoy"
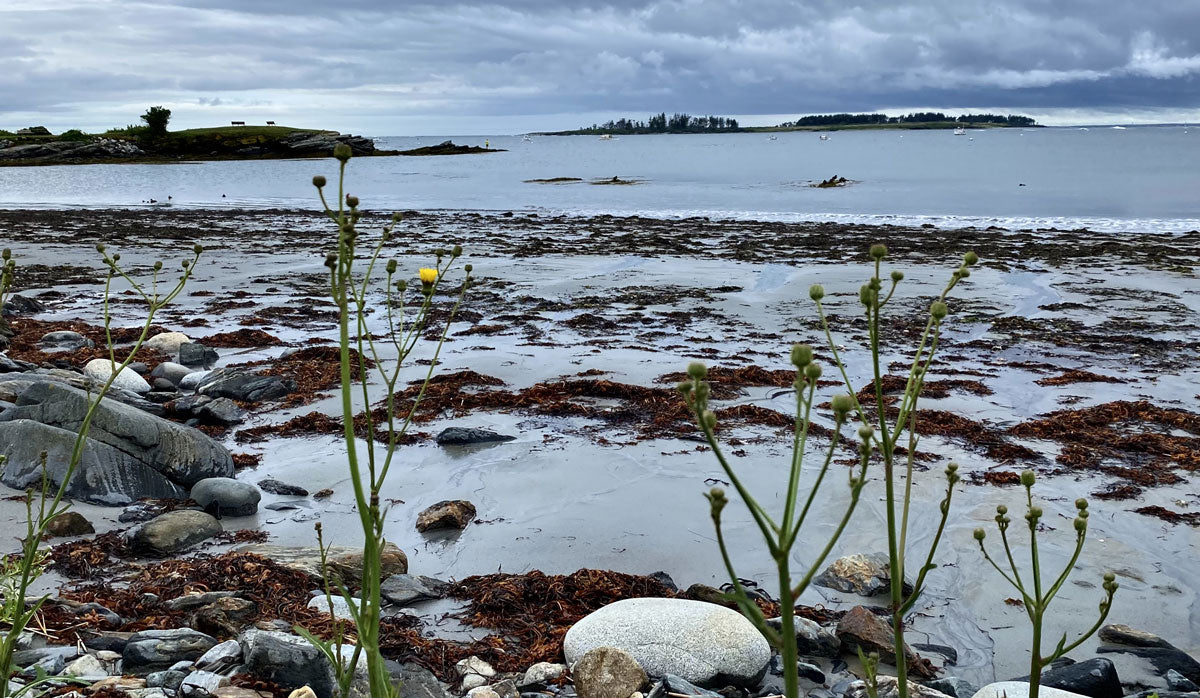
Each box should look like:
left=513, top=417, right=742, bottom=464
left=1018, top=183, right=1026, bottom=187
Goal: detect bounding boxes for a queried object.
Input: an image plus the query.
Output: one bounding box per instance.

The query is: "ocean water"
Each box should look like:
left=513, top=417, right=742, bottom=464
left=1, top=125, right=1198, bottom=232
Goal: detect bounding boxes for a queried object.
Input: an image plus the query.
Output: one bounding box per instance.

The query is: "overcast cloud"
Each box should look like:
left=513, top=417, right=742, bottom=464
left=3, top=0, right=1199, bottom=133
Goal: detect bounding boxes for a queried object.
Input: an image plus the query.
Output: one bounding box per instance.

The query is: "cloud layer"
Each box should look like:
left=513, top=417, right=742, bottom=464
left=3, top=0, right=1199, bottom=132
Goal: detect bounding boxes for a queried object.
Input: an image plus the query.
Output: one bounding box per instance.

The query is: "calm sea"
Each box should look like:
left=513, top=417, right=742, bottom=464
left=1, top=126, right=1197, bottom=232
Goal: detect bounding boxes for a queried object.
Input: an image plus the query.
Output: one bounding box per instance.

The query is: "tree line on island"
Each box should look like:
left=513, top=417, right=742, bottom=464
left=543, top=111, right=1037, bottom=135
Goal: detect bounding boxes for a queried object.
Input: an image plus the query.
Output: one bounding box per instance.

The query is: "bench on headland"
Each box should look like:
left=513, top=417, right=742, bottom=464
left=266, top=121, right=275, bottom=126
left=231, top=121, right=246, bottom=126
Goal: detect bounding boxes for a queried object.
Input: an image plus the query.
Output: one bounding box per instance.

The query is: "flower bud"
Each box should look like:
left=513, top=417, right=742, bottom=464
left=1075, top=498, right=1088, bottom=510
left=1074, top=517, right=1086, bottom=532
left=868, top=277, right=882, bottom=291
left=452, top=245, right=463, bottom=257
left=677, top=381, right=693, bottom=395
left=790, top=344, right=813, bottom=367
left=333, top=143, right=352, bottom=162
left=974, top=528, right=985, bottom=541
left=386, top=259, right=397, bottom=274
left=930, top=301, right=948, bottom=320
left=1103, top=571, right=1115, bottom=583
left=181, top=259, right=190, bottom=269
left=153, top=261, right=163, bottom=271
left=396, top=279, right=407, bottom=292
left=859, top=284, right=872, bottom=305
left=1, top=248, right=9, bottom=260
left=858, top=425, right=873, bottom=441
left=702, top=410, right=717, bottom=430
left=193, top=243, right=203, bottom=255
left=312, top=175, right=327, bottom=188
left=112, top=252, right=121, bottom=262
left=346, top=194, right=359, bottom=208
left=687, top=362, right=707, bottom=380
left=809, top=284, right=825, bottom=301
left=95, top=243, right=105, bottom=253
left=997, top=504, right=1008, bottom=515
left=964, top=251, right=979, bottom=266
left=804, top=362, right=822, bottom=380
left=891, top=270, right=904, bottom=282
left=1020, top=470, right=1036, bottom=487
left=831, top=394, right=855, bottom=419
left=392, top=212, right=402, bottom=222
left=464, top=264, right=473, bottom=273
left=1030, top=505, right=1043, bottom=519
left=324, top=252, right=337, bottom=268
left=869, top=243, right=888, bottom=259
left=958, top=267, right=971, bottom=279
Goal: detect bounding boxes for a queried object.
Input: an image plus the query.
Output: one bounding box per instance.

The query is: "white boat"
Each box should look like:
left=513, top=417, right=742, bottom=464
left=522, top=135, right=533, bottom=142
left=767, top=135, right=778, bottom=141
left=818, top=134, right=830, bottom=141
left=1111, top=126, right=1126, bottom=130
left=953, top=126, right=966, bottom=135
left=598, top=134, right=614, bottom=140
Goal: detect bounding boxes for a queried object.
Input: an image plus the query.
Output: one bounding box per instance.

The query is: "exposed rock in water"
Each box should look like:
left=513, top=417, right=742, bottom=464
left=237, top=543, right=408, bottom=584
left=127, top=510, right=222, bottom=556
left=0, top=138, right=144, bottom=164
left=0, top=381, right=234, bottom=504
left=190, top=477, right=261, bottom=517
left=416, top=499, right=477, bottom=532
left=398, top=141, right=503, bottom=156
left=257, top=478, right=308, bottom=496
left=436, top=426, right=516, bottom=446
left=815, top=552, right=911, bottom=596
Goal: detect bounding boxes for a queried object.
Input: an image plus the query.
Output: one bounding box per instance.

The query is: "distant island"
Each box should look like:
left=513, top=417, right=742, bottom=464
left=541, top=111, right=1038, bottom=135
left=0, top=107, right=500, bottom=166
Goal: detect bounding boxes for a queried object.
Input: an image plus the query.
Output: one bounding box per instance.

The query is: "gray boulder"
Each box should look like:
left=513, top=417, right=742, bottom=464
left=197, top=368, right=295, bottom=403
left=766, top=615, right=841, bottom=657
left=0, top=381, right=233, bottom=505
left=257, top=478, right=308, bottom=496
left=123, top=628, right=219, bottom=674
left=178, top=342, right=219, bottom=368
left=197, top=397, right=246, bottom=425
left=563, top=597, right=771, bottom=686
left=128, top=510, right=222, bottom=556
left=83, top=358, right=152, bottom=394
left=2, top=295, right=46, bottom=316
left=39, top=331, right=93, bottom=352
left=190, top=477, right=260, bottom=516
left=151, top=362, right=195, bottom=387
left=241, top=629, right=335, bottom=698
left=436, top=427, right=516, bottom=446
left=416, top=499, right=476, bottom=532
left=380, top=574, right=449, bottom=606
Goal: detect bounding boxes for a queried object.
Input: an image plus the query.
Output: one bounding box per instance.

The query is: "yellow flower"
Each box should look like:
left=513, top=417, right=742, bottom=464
left=418, top=268, right=438, bottom=284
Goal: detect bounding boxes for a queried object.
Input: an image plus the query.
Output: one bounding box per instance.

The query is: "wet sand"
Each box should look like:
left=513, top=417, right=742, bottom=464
left=2, top=208, right=1198, bottom=685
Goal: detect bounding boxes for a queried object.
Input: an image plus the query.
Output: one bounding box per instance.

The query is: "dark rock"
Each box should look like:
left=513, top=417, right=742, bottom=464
left=191, top=596, right=259, bottom=638
left=0, top=381, right=234, bottom=505
left=78, top=631, right=134, bottom=652
left=913, top=643, right=958, bottom=665
left=648, top=571, right=678, bottom=591
left=1097, top=647, right=1200, bottom=685
left=1021, top=657, right=1122, bottom=698
left=190, top=477, right=260, bottom=516
left=0, top=355, right=37, bottom=373
left=152, top=378, right=177, bottom=392
left=435, top=427, right=516, bottom=446
left=278, top=131, right=375, bottom=157
left=765, top=615, right=841, bottom=658
left=123, top=628, right=219, bottom=674
left=656, top=675, right=722, bottom=698
left=416, top=499, right=476, bottom=532
left=119, top=500, right=182, bottom=523
left=197, top=397, right=246, bottom=425
left=128, top=510, right=222, bottom=556
left=2, top=294, right=46, bottom=316
left=39, top=330, right=94, bottom=352
left=257, top=478, right=308, bottom=496
left=835, top=606, right=936, bottom=678
left=196, top=368, right=295, bottom=403
left=768, top=655, right=825, bottom=683
left=45, top=511, right=95, bottom=537
left=924, top=677, right=978, bottom=698
left=166, top=591, right=243, bottom=612
left=1099, top=625, right=1174, bottom=648
left=387, top=660, right=454, bottom=698
left=70, top=601, right=122, bottom=626
left=1167, top=670, right=1199, bottom=692
left=380, top=574, right=450, bottom=606
left=151, top=361, right=195, bottom=387
left=178, top=342, right=219, bottom=368
left=241, top=629, right=336, bottom=698
left=148, top=670, right=188, bottom=690
left=13, top=646, right=79, bottom=668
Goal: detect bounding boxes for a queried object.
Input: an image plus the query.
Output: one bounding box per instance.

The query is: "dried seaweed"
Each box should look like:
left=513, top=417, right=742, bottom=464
left=198, top=328, right=285, bottom=347
left=1035, top=370, right=1127, bottom=386
left=1132, top=505, right=1200, bottom=526
left=3, top=318, right=171, bottom=370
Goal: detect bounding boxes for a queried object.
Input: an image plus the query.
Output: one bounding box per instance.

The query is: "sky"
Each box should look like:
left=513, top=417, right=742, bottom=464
left=3, top=0, right=1199, bottom=135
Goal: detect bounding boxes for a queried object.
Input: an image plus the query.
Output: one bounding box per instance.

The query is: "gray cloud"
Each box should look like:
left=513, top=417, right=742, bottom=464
left=2, top=1, right=1199, bottom=132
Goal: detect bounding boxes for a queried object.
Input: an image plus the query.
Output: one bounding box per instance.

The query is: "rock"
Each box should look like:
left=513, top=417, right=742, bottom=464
left=45, top=511, right=95, bottom=537
left=84, top=358, right=152, bottom=393
left=69, top=601, right=122, bottom=626
left=1166, top=670, right=1199, bottom=692
left=467, top=688, right=500, bottom=698
left=0, top=381, right=234, bottom=505
left=179, top=370, right=212, bottom=390
left=848, top=677, right=954, bottom=698
left=181, top=670, right=229, bottom=698
left=191, top=477, right=261, bottom=516
left=457, top=656, right=496, bottom=690
left=926, top=677, right=979, bottom=698
left=279, top=132, right=375, bottom=157
left=179, top=343, right=220, bottom=368
left=63, top=654, right=109, bottom=679
left=1024, top=657, right=1122, bottom=698
left=258, top=478, right=308, bottom=496
left=765, top=615, right=841, bottom=657
left=124, top=628, right=219, bottom=674
left=191, top=596, right=259, bottom=637
left=197, top=368, right=295, bottom=403
left=146, top=332, right=192, bottom=355
left=380, top=574, right=449, bottom=606
left=654, top=675, right=721, bottom=698
left=3, top=294, right=45, bottom=316
left=167, top=591, right=243, bottom=612
left=683, top=583, right=730, bottom=606
left=148, top=670, right=188, bottom=690
left=1099, top=625, right=1173, bottom=649
left=129, top=510, right=222, bottom=556
left=563, top=597, right=770, bottom=686
left=969, top=682, right=1090, bottom=698
left=40, top=330, right=94, bottom=352
left=1096, top=646, right=1200, bottom=685
left=521, top=662, right=567, bottom=687
left=435, top=427, right=516, bottom=446
left=0, top=355, right=38, bottom=373
left=197, top=397, right=247, bottom=425
left=416, top=499, right=477, bottom=532
left=571, top=647, right=647, bottom=698
left=238, top=543, right=407, bottom=585
left=306, top=595, right=361, bottom=621
left=390, top=660, right=453, bottom=698
left=815, top=553, right=910, bottom=596
left=242, top=629, right=336, bottom=698
left=767, top=655, right=825, bottom=683
left=835, top=606, right=935, bottom=678
left=151, top=362, right=196, bottom=387
left=195, top=639, right=242, bottom=672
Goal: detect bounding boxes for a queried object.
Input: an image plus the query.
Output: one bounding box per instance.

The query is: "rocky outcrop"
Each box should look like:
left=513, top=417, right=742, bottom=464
left=277, top=131, right=375, bottom=157
left=0, top=381, right=234, bottom=505
left=0, top=138, right=143, bottom=163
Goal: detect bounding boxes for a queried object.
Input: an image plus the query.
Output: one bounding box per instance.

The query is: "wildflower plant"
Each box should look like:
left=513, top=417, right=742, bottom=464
left=974, top=470, right=1118, bottom=698
left=684, top=245, right=977, bottom=698
left=0, top=244, right=201, bottom=698
left=298, top=144, right=470, bottom=698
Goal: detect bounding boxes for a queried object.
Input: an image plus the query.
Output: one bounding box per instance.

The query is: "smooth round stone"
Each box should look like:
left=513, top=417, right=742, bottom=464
left=83, top=358, right=151, bottom=394
left=190, top=477, right=260, bottom=516
left=178, top=370, right=211, bottom=391
left=563, top=597, right=771, bottom=686
left=151, top=361, right=196, bottom=387
left=39, top=330, right=94, bottom=352
left=145, top=332, right=192, bottom=354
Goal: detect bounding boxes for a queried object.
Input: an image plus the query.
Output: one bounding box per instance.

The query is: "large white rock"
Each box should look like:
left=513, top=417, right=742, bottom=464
left=145, top=332, right=192, bottom=355
left=970, top=682, right=1090, bottom=698
left=563, top=597, right=770, bottom=686
left=83, top=359, right=151, bottom=394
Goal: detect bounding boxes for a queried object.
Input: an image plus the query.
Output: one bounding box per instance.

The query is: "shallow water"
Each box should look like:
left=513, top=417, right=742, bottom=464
left=1, top=127, right=1199, bottom=232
